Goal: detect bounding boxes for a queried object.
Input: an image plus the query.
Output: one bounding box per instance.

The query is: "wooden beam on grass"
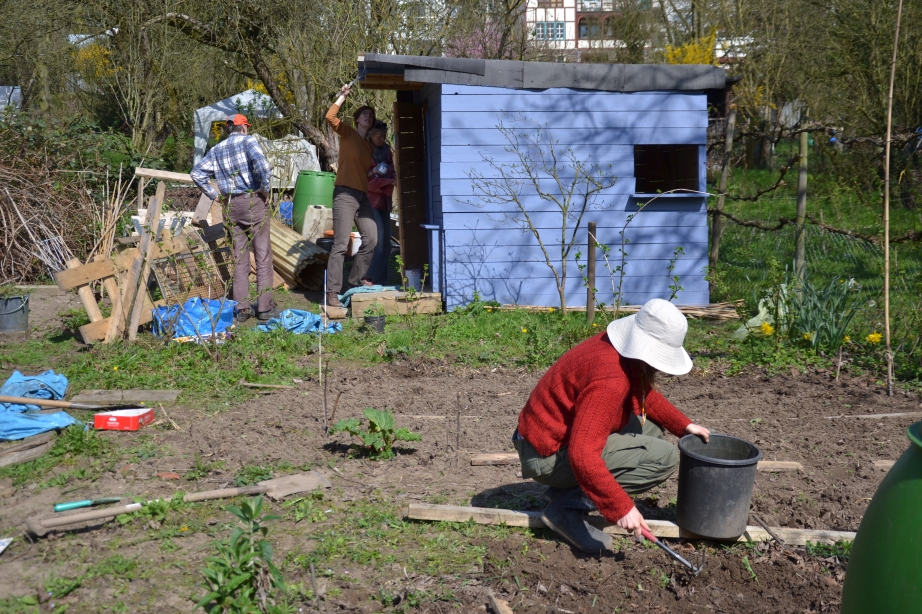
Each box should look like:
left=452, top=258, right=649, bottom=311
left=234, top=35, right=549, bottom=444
left=0, top=441, right=52, bottom=468
left=470, top=454, right=804, bottom=473
left=70, top=389, right=181, bottom=404
left=406, top=503, right=855, bottom=546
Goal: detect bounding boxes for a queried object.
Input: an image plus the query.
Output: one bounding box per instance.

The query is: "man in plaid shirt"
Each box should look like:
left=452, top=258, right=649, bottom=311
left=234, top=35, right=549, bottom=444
left=191, top=114, right=275, bottom=322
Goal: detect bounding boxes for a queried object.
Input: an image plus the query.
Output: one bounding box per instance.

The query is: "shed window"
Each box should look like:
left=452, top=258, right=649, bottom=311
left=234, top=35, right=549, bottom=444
left=634, top=145, right=699, bottom=194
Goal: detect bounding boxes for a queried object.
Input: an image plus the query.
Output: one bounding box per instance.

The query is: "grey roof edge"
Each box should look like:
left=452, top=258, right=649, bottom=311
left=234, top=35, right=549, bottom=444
left=360, top=54, right=726, bottom=92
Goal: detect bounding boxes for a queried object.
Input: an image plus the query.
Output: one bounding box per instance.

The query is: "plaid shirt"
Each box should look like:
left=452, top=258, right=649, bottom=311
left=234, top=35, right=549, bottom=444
left=190, top=134, right=272, bottom=201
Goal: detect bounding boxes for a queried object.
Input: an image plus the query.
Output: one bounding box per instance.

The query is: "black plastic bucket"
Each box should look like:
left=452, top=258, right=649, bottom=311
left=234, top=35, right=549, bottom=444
left=0, top=295, right=29, bottom=335
left=676, top=433, right=763, bottom=539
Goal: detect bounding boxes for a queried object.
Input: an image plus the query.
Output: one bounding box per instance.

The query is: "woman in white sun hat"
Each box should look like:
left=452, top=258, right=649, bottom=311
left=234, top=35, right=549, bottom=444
left=513, top=298, right=711, bottom=554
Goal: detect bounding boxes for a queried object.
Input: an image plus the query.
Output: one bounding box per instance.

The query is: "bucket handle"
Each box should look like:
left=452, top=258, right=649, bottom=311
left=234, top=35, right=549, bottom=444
left=0, top=295, right=29, bottom=315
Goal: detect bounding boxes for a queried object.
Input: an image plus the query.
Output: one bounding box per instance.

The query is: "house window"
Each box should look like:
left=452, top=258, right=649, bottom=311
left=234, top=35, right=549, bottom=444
left=537, top=0, right=565, bottom=7
left=578, top=17, right=602, bottom=39
left=634, top=145, right=700, bottom=194
left=535, top=22, right=566, bottom=40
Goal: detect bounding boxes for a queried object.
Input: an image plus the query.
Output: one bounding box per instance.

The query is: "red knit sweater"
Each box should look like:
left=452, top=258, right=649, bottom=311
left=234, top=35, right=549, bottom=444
left=517, top=332, right=692, bottom=523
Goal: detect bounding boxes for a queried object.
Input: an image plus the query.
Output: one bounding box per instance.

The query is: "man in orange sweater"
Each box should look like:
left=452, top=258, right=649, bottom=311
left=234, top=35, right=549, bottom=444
left=515, top=299, right=711, bottom=553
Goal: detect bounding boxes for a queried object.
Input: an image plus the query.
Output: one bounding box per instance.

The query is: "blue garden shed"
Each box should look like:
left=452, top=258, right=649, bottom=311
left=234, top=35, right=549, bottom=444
left=358, top=54, right=727, bottom=310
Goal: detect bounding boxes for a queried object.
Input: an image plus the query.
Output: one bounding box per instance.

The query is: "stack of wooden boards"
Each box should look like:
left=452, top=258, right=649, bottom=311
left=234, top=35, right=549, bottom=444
left=55, top=169, right=234, bottom=344
left=55, top=167, right=337, bottom=343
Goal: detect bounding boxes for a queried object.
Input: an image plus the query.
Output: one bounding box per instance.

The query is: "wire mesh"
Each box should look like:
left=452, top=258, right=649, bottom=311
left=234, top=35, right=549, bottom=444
left=151, top=247, right=233, bottom=306
left=718, top=216, right=922, bottom=376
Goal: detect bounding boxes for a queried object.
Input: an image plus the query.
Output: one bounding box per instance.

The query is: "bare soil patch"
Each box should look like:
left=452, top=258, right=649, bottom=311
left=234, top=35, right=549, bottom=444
left=1, top=361, right=917, bottom=612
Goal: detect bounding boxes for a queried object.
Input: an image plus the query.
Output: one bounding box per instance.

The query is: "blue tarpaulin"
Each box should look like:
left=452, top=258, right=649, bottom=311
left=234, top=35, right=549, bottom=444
left=153, top=298, right=237, bottom=341
left=337, top=285, right=399, bottom=307
left=0, top=370, right=76, bottom=441
left=257, top=309, right=342, bottom=334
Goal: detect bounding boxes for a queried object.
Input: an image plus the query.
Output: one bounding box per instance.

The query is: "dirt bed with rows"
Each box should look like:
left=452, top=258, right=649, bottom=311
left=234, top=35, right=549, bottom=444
left=2, top=360, right=918, bottom=612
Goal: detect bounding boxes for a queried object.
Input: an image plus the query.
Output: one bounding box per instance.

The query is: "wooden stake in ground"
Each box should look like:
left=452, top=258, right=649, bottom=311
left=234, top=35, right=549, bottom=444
left=586, top=221, right=596, bottom=324
left=883, top=0, right=904, bottom=396
left=127, top=182, right=167, bottom=341
left=794, top=130, right=808, bottom=282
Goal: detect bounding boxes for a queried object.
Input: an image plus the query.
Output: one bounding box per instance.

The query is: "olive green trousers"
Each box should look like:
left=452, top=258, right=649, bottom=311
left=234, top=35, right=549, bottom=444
left=513, top=414, right=680, bottom=494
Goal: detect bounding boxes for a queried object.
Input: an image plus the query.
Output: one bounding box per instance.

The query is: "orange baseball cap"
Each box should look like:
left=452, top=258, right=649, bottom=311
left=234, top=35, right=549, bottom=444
left=227, top=114, right=250, bottom=127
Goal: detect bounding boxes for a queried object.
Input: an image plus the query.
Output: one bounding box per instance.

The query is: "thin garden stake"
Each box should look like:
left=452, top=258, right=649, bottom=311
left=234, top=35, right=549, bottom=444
left=883, top=0, right=903, bottom=396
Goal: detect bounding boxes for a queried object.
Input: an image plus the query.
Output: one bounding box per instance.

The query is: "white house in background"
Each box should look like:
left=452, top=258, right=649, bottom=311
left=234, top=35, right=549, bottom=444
left=525, top=0, right=652, bottom=60
left=0, top=86, right=21, bottom=110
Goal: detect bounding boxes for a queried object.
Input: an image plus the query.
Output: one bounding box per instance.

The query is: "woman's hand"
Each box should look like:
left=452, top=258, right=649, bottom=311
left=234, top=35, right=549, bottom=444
left=340, top=84, right=352, bottom=97
left=617, top=506, right=651, bottom=538
left=685, top=423, right=710, bottom=443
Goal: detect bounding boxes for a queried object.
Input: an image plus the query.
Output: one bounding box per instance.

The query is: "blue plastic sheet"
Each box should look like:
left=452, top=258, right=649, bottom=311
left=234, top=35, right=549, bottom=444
left=257, top=309, right=342, bottom=334
left=0, top=370, right=76, bottom=441
left=279, top=201, right=293, bottom=225
left=153, top=298, right=237, bottom=341
left=337, top=285, right=399, bottom=307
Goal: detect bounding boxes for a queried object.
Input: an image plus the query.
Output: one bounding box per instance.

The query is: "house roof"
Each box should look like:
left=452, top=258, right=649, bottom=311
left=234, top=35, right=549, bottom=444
left=358, top=53, right=726, bottom=92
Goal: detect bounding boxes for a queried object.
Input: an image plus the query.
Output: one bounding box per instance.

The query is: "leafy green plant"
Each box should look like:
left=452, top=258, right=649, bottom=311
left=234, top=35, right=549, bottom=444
left=363, top=302, right=385, bottom=318
left=0, top=284, right=27, bottom=299
left=186, top=452, right=225, bottom=481
left=806, top=540, right=852, bottom=560
left=283, top=493, right=327, bottom=524
left=788, top=277, right=862, bottom=352
left=330, top=408, right=421, bottom=460
left=742, top=555, right=759, bottom=585
left=234, top=464, right=274, bottom=487
left=197, top=495, right=291, bottom=614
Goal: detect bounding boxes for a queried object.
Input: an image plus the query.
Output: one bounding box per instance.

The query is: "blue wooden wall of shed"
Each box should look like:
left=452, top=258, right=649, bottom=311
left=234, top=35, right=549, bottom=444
left=434, top=83, right=710, bottom=310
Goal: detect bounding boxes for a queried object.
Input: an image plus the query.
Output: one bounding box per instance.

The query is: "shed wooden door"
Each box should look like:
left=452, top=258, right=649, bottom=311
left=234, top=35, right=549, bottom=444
left=392, top=102, right=428, bottom=274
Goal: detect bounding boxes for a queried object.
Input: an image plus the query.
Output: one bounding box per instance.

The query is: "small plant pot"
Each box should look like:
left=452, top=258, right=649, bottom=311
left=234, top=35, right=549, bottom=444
left=364, top=315, right=386, bottom=333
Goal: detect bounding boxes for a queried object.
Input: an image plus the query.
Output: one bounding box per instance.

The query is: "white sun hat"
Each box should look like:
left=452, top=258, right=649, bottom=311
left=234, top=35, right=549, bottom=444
left=606, top=299, right=693, bottom=375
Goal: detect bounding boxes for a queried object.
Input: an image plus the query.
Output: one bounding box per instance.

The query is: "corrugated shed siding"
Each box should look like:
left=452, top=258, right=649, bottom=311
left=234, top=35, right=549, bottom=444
left=439, top=84, right=709, bottom=310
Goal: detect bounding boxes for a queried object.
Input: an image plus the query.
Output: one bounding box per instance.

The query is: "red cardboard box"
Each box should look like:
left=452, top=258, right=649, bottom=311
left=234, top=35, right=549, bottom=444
left=94, top=407, right=154, bottom=431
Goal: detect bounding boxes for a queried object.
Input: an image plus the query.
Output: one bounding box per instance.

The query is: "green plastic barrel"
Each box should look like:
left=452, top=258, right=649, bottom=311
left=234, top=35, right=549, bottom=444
left=292, top=170, right=335, bottom=233
left=841, top=421, right=922, bottom=613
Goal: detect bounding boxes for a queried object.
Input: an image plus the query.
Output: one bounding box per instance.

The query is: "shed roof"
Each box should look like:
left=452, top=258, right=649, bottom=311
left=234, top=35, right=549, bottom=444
left=358, top=53, right=726, bottom=93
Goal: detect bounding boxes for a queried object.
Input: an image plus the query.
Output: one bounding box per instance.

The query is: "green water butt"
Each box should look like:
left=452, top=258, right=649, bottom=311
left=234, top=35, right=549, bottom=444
left=841, top=421, right=922, bottom=613
left=292, top=170, right=335, bottom=233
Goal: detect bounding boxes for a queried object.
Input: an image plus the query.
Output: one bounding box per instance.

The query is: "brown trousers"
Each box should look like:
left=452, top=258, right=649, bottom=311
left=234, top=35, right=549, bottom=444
left=227, top=193, right=273, bottom=313
left=327, top=186, right=377, bottom=294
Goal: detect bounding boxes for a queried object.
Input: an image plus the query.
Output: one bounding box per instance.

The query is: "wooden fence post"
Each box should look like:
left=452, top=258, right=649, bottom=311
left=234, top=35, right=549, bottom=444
left=794, top=130, right=808, bottom=282
left=587, top=222, right=596, bottom=324
left=708, top=107, right=736, bottom=295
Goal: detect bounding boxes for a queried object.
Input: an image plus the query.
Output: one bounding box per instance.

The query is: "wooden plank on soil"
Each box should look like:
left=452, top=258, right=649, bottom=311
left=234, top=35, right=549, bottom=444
left=406, top=504, right=856, bottom=546
left=758, top=461, right=803, bottom=472
left=0, top=432, right=55, bottom=457
left=824, top=412, right=922, bottom=420
left=55, top=259, right=116, bottom=291
left=70, top=389, right=181, bottom=404
left=873, top=460, right=896, bottom=470
left=0, top=441, right=52, bottom=468
left=471, top=453, right=518, bottom=466
left=487, top=592, right=514, bottom=614
left=471, top=454, right=804, bottom=473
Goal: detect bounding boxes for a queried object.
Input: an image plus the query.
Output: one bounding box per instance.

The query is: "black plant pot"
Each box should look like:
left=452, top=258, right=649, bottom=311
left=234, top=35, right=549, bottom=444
left=364, top=315, right=386, bottom=333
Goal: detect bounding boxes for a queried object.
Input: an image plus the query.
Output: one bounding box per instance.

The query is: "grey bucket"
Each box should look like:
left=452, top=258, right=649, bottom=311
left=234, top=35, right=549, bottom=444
left=0, top=295, right=29, bottom=335
left=676, top=433, right=763, bottom=539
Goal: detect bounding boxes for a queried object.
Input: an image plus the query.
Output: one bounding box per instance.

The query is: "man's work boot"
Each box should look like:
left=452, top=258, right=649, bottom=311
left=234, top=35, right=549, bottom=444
left=541, top=487, right=613, bottom=554
left=324, top=292, right=347, bottom=319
